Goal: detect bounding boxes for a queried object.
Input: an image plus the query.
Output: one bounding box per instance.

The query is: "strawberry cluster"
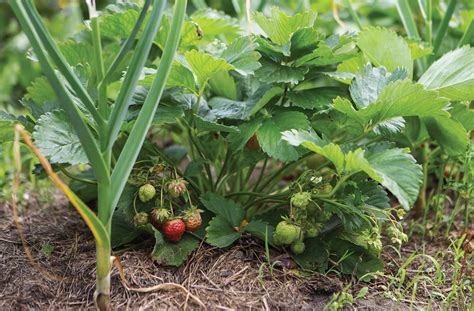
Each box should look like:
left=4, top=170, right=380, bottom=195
left=130, top=162, right=203, bottom=242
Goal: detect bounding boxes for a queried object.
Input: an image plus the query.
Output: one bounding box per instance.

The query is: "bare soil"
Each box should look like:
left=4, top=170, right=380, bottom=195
left=0, top=192, right=471, bottom=310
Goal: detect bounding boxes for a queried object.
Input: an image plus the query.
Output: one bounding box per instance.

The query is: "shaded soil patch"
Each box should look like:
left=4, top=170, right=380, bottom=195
left=0, top=195, right=471, bottom=310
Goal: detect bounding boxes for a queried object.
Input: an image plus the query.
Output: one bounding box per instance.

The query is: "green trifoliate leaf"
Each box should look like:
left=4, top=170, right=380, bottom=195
left=450, top=103, right=474, bottom=131
left=257, top=111, right=311, bottom=162
left=32, top=110, right=87, bottom=165
left=191, top=8, right=240, bottom=41
left=366, top=145, right=422, bottom=210
left=289, top=27, right=321, bottom=59
left=185, top=50, right=234, bottom=89
left=155, top=17, right=201, bottom=51
left=58, top=41, right=94, bottom=68
left=349, top=64, right=408, bottom=108
left=423, top=116, right=469, bottom=156
left=255, top=58, right=308, bottom=84
left=206, top=215, right=241, bottom=248
left=288, top=87, right=344, bottom=110
left=200, top=192, right=245, bottom=227
left=209, top=70, right=237, bottom=99
left=26, top=76, right=56, bottom=105
left=333, top=80, right=449, bottom=128
left=140, top=63, right=197, bottom=93
left=152, top=232, right=199, bottom=266
left=358, top=181, right=390, bottom=210
left=226, top=118, right=262, bottom=151
left=295, top=34, right=356, bottom=67
left=357, top=27, right=413, bottom=78
left=419, top=46, right=474, bottom=101
left=193, top=114, right=239, bottom=133
left=100, top=8, right=140, bottom=39
left=254, top=7, right=317, bottom=46
left=208, top=86, right=283, bottom=120
left=220, top=36, right=262, bottom=75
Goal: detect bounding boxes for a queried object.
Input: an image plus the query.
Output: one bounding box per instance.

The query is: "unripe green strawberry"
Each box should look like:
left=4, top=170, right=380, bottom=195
left=306, top=224, right=323, bottom=238
left=167, top=178, right=188, bottom=198
left=273, top=221, right=301, bottom=245
left=133, top=212, right=149, bottom=226
left=138, top=184, right=156, bottom=202
left=319, top=183, right=333, bottom=194
left=291, top=192, right=311, bottom=208
left=291, top=241, right=305, bottom=254
left=183, top=208, right=203, bottom=232
left=162, top=218, right=186, bottom=242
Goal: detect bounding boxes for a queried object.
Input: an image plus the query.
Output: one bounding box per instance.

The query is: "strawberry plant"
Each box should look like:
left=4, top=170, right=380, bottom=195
left=2, top=1, right=473, bottom=306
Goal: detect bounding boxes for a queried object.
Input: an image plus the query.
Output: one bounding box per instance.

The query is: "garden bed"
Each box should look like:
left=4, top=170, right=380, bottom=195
left=1, top=194, right=469, bottom=310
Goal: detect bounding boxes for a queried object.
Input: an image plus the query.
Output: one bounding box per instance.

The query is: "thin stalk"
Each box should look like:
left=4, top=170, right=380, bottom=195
left=58, top=165, right=97, bottom=185
left=342, top=0, right=363, bottom=30
left=110, top=0, right=188, bottom=223
left=22, top=0, right=104, bottom=128
left=431, top=0, right=457, bottom=57
left=397, top=0, right=421, bottom=40
left=105, top=0, right=166, bottom=151
left=458, top=20, right=474, bottom=47
left=90, top=17, right=107, bottom=119
left=10, top=0, right=109, bottom=184
left=426, top=0, right=432, bottom=46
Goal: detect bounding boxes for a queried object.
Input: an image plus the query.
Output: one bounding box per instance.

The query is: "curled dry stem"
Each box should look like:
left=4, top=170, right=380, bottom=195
left=12, top=125, right=68, bottom=282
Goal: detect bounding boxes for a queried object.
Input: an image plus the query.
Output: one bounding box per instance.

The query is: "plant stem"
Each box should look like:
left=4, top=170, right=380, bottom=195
left=397, top=0, right=421, bottom=40
left=431, top=0, right=457, bottom=58
left=91, top=17, right=107, bottom=119
left=342, top=0, right=363, bottom=30
left=458, top=19, right=474, bottom=47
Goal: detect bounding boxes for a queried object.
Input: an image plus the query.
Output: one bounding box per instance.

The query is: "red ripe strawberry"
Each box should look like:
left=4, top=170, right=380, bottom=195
left=161, top=219, right=186, bottom=242
left=184, top=208, right=203, bottom=232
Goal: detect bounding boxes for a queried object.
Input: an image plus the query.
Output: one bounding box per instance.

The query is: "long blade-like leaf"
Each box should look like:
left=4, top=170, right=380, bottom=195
left=22, top=0, right=104, bottom=128
left=105, top=0, right=166, bottom=151
left=110, top=0, right=188, bottom=223
left=10, top=1, right=109, bottom=183
left=16, top=124, right=109, bottom=249
left=100, top=0, right=152, bottom=85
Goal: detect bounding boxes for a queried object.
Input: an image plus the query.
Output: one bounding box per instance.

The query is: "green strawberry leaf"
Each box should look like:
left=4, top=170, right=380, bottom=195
left=255, top=58, right=308, bottom=84
left=100, top=8, right=140, bottom=39
left=288, top=87, right=344, bottom=110
left=419, top=46, right=474, bottom=101
left=191, top=8, right=240, bottom=41
left=242, top=220, right=274, bottom=241
left=333, top=80, right=449, bottom=128
left=185, top=50, right=234, bottom=90
left=193, top=114, right=239, bottom=133
left=366, top=145, right=422, bottom=210
left=349, top=64, right=407, bottom=108
left=208, top=86, right=283, bottom=120
left=357, top=27, right=413, bottom=78
left=200, top=192, right=245, bottom=227
left=220, top=36, right=262, bottom=75
left=226, top=118, right=263, bottom=151
left=254, top=7, right=317, bottom=46
left=209, top=70, right=237, bottom=99
left=292, top=237, right=329, bottom=271
left=295, top=34, right=356, bottom=67
left=152, top=231, right=199, bottom=267
left=206, top=215, right=241, bottom=248
left=423, top=116, right=469, bottom=156
left=257, top=111, right=311, bottom=162
left=32, top=110, right=87, bottom=165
